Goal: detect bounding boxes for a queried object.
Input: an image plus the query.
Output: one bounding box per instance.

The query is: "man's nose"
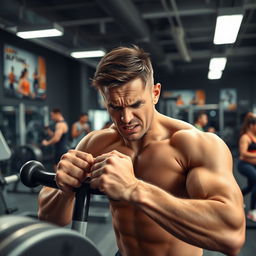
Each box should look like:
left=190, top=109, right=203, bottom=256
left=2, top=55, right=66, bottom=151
left=121, top=108, right=133, bottom=123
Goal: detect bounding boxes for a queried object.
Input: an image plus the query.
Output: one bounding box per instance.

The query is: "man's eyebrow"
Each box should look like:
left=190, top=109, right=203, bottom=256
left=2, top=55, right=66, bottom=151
left=109, top=100, right=145, bottom=108
left=130, top=100, right=145, bottom=107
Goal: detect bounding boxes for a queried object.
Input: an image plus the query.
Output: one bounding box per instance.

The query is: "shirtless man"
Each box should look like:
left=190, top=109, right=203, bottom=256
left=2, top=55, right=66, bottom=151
left=42, top=108, right=69, bottom=167
left=38, top=46, right=245, bottom=256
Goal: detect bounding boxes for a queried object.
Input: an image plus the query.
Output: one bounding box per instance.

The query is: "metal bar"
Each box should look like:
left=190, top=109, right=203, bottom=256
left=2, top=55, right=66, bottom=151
left=18, top=103, right=26, bottom=146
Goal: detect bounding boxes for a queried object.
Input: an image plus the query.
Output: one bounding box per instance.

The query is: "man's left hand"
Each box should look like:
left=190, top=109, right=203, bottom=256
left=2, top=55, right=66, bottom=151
left=90, top=150, right=138, bottom=201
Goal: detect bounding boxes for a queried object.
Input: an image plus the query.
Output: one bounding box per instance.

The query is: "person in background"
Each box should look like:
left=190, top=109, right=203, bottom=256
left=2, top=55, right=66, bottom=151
left=8, top=66, right=16, bottom=94
left=17, top=68, right=33, bottom=98
left=42, top=108, right=69, bottom=169
left=33, top=68, right=40, bottom=97
left=175, top=94, right=184, bottom=105
left=207, top=126, right=217, bottom=133
left=70, top=113, right=90, bottom=149
left=194, top=111, right=208, bottom=131
left=237, top=112, right=256, bottom=222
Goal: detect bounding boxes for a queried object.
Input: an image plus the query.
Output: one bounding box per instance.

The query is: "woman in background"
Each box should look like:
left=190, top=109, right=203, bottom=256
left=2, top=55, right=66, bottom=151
left=18, top=68, right=33, bottom=98
left=238, top=112, right=256, bottom=222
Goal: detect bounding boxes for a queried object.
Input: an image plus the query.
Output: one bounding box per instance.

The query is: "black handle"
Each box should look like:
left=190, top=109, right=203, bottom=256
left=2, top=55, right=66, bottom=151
left=20, top=160, right=58, bottom=189
left=20, top=160, right=106, bottom=235
left=20, top=160, right=103, bottom=195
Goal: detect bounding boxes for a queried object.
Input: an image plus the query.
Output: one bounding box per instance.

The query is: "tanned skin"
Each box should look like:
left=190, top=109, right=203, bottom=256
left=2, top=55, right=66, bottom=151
left=38, top=78, right=245, bottom=256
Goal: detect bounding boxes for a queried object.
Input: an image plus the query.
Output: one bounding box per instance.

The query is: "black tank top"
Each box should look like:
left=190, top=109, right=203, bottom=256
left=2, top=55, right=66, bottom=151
left=55, top=120, right=68, bottom=154
left=247, top=134, right=256, bottom=152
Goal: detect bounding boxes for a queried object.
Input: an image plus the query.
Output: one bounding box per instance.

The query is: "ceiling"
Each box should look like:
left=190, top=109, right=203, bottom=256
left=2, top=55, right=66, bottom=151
left=0, top=0, right=256, bottom=78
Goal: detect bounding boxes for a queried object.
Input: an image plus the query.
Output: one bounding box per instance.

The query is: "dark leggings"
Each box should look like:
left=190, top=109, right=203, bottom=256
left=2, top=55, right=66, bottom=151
left=237, top=160, right=256, bottom=210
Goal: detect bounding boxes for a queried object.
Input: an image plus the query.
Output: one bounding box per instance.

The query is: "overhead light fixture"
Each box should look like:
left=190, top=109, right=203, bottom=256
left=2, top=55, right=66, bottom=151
left=208, top=70, right=222, bottom=80
left=213, top=12, right=243, bottom=45
left=209, top=57, right=227, bottom=71
left=16, top=23, right=64, bottom=39
left=70, top=50, right=106, bottom=58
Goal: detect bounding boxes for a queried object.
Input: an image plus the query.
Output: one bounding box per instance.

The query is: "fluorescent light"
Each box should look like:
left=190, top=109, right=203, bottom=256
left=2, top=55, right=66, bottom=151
left=16, top=23, right=63, bottom=39
left=213, top=14, right=243, bottom=44
left=17, top=29, right=63, bottom=39
left=71, top=50, right=106, bottom=58
left=208, top=70, right=222, bottom=80
left=209, top=57, right=227, bottom=71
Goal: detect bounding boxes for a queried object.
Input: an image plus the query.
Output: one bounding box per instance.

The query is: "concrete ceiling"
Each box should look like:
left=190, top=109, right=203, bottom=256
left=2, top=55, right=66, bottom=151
left=0, top=0, right=256, bottom=77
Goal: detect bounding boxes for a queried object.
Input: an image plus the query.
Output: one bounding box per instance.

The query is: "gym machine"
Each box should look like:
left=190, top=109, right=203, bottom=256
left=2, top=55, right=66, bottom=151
left=0, top=160, right=103, bottom=256
left=0, top=130, right=19, bottom=214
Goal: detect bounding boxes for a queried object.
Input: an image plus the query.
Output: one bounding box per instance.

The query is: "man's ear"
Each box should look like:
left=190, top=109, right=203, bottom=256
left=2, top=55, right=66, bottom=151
left=152, top=83, right=161, bottom=104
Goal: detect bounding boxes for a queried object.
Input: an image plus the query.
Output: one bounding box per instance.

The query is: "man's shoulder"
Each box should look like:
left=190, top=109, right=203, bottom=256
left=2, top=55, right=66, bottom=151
left=171, top=126, right=220, bottom=145
left=76, top=127, right=120, bottom=156
left=171, top=126, right=229, bottom=159
left=160, top=116, right=195, bottom=139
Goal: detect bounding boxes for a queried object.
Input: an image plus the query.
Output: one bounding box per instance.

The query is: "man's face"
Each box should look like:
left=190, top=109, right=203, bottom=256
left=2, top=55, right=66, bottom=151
left=200, top=114, right=208, bottom=127
left=102, top=78, right=160, bottom=141
left=50, top=112, right=58, bottom=121
left=80, top=115, right=88, bottom=123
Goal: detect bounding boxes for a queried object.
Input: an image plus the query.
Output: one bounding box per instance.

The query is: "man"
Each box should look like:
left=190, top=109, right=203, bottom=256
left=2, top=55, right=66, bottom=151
left=38, top=46, right=245, bottom=256
left=70, top=113, right=90, bottom=149
left=194, top=112, right=208, bottom=131
left=42, top=108, right=69, bottom=167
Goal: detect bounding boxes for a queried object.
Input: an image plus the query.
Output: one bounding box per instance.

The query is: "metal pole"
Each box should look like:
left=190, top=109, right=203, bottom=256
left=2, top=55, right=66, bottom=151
left=43, top=106, right=49, bottom=127
left=188, top=105, right=194, bottom=124
left=18, top=103, right=26, bottom=146
left=219, top=102, right=224, bottom=137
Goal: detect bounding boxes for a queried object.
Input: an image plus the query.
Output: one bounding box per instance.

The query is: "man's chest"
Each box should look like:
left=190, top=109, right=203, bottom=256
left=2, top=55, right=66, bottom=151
left=114, top=140, right=189, bottom=197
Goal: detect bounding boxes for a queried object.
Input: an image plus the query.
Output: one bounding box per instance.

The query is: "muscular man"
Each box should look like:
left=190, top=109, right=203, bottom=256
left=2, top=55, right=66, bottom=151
left=38, top=46, right=245, bottom=256
left=42, top=108, right=69, bottom=167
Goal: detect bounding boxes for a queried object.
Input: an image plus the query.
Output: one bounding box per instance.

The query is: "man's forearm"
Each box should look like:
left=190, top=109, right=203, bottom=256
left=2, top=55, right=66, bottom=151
left=129, top=180, right=244, bottom=256
left=38, top=187, right=75, bottom=226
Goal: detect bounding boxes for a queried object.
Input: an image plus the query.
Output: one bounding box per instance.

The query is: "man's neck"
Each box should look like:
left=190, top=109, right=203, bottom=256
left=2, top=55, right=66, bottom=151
left=123, top=112, right=162, bottom=152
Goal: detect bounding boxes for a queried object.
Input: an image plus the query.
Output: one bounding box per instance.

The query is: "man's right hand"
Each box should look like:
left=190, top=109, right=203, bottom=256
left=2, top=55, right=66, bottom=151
left=55, top=150, right=94, bottom=195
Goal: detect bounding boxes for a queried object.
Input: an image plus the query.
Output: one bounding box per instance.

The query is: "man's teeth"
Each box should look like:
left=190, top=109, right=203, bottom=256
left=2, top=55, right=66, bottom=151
left=125, top=125, right=136, bottom=130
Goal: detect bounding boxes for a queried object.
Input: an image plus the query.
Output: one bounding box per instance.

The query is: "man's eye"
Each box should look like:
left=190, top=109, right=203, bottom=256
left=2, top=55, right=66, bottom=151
left=110, top=105, right=122, bottom=111
left=131, top=103, right=141, bottom=108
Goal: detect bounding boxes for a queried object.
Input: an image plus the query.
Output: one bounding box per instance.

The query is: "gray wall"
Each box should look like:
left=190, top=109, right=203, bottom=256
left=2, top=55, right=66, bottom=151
left=157, top=69, right=255, bottom=112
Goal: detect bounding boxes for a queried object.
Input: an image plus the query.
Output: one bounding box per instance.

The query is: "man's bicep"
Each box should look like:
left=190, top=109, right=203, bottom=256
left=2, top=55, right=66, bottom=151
left=185, top=141, right=235, bottom=202
left=186, top=165, right=234, bottom=202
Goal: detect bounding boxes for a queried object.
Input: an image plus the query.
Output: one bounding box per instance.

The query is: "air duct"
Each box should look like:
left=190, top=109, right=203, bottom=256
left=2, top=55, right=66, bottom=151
left=96, top=0, right=173, bottom=72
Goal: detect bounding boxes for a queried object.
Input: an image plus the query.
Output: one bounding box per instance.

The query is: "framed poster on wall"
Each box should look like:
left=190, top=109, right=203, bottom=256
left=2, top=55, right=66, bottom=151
left=220, top=88, right=237, bottom=110
left=3, top=44, right=47, bottom=100
left=162, top=89, right=206, bottom=106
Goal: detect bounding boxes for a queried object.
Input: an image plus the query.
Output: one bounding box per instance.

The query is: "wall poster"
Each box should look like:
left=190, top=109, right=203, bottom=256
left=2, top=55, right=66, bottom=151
left=3, top=44, right=47, bottom=100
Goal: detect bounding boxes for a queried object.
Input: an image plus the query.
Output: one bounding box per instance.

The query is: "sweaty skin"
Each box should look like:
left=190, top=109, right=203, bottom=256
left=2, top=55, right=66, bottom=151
left=38, top=78, right=245, bottom=256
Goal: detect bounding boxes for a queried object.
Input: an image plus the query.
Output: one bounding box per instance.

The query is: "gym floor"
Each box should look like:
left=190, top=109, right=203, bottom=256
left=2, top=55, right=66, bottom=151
left=2, top=154, right=256, bottom=256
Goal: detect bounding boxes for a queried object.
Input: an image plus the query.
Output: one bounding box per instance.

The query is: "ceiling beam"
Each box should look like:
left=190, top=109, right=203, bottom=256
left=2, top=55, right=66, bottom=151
left=168, top=46, right=256, bottom=60
left=159, top=32, right=256, bottom=45
left=56, top=4, right=256, bottom=27
left=30, top=3, right=92, bottom=12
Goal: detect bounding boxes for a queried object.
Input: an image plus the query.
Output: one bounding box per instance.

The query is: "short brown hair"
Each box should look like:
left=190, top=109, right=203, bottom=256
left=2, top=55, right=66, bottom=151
left=51, top=108, right=61, bottom=114
left=92, top=45, right=153, bottom=90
